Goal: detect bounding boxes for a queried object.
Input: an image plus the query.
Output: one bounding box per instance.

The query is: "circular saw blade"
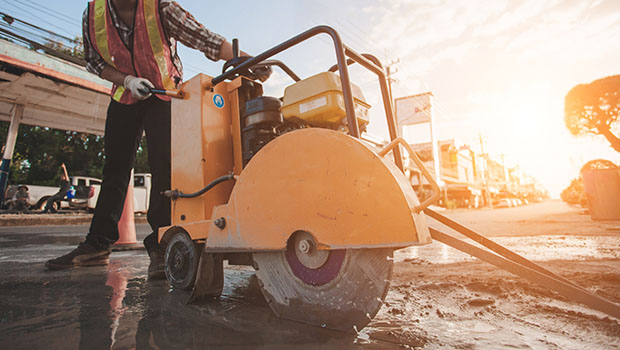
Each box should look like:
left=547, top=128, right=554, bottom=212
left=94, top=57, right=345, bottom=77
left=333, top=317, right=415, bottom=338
left=253, top=248, right=393, bottom=332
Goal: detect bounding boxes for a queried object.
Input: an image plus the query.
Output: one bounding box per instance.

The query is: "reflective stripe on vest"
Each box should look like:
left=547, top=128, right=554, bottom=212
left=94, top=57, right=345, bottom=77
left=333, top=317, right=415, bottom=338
left=89, top=0, right=180, bottom=104
left=142, top=0, right=174, bottom=90
left=93, top=0, right=116, bottom=69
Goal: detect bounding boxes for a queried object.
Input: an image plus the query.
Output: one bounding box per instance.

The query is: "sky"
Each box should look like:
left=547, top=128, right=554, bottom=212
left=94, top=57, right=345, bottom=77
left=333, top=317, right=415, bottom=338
left=2, top=0, right=620, bottom=197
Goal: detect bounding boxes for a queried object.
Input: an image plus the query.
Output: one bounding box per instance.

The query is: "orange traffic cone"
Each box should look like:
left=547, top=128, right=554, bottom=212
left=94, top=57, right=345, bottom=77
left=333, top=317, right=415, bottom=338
left=113, top=170, right=141, bottom=250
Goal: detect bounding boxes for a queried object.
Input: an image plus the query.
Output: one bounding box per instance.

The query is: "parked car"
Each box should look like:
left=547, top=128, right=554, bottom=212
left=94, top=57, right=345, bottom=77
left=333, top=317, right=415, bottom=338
left=494, top=198, right=513, bottom=208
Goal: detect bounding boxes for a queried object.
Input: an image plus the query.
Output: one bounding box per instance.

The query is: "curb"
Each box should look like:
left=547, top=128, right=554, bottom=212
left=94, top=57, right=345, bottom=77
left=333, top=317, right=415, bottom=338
left=0, top=213, right=148, bottom=226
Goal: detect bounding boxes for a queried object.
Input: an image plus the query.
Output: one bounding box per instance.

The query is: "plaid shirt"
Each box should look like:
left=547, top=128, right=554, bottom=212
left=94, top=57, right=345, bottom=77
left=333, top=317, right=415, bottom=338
left=82, top=0, right=225, bottom=78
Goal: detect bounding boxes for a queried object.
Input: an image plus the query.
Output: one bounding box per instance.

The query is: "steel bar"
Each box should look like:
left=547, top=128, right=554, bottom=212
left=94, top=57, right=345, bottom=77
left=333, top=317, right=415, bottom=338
left=425, top=208, right=586, bottom=289
left=430, top=228, right=620, bottom=319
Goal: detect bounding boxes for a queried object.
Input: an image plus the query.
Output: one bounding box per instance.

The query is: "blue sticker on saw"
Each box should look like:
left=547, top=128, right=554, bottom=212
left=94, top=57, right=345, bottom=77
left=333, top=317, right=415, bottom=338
left=213, top=94, right=225, bottom=108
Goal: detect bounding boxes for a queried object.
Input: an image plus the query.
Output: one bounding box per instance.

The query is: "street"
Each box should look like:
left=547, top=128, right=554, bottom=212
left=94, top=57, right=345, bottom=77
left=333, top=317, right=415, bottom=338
left=0, top=200, right=619, bottom=349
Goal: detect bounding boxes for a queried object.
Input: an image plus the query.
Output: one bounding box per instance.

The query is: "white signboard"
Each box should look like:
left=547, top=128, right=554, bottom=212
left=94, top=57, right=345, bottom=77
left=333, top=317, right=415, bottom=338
left=395, top=93, right=432, bottom=126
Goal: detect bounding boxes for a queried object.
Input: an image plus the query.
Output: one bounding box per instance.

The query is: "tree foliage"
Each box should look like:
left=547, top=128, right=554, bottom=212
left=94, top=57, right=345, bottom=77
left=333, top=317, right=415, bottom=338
left=560, top=178, right=586, bottom=207
left=565, top=75, right=620, bottom=152
left=561, top=159, right=616, bottom=207
left=0, top=123, right=104, bottom=186
left=44, top=37, right=84, bottom=59
left=0, top=123, right=150, bottom=186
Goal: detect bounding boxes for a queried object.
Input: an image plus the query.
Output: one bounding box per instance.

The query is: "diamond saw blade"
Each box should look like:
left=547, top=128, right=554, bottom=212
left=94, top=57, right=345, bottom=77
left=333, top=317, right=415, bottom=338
left=253, top=245, right=393, bottom=332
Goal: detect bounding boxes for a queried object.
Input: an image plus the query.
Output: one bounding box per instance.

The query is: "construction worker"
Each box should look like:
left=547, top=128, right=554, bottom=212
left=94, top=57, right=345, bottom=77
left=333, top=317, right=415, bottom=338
left=45, top=0, right=270, bottom=277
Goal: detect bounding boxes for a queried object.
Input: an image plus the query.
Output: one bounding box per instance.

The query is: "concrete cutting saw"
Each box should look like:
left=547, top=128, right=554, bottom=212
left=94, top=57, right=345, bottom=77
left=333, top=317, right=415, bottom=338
left=155, top=26, right=620, bottom=332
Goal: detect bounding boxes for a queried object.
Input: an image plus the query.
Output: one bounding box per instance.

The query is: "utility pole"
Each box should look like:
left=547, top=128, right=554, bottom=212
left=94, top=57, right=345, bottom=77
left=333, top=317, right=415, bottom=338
left=500, top=153, right=509, bottom=193
left=478, top=134, right=492, bottom=208
left=385, top=58, right=400, bottom=138
left=385, top=58, right=400, bottom=101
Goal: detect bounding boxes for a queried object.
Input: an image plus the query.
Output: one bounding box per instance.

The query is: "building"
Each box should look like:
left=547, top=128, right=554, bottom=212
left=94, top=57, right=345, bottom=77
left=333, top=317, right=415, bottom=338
left=408, top=139, right=483, bottom=208
left=405, top=139, right=546, bottom=208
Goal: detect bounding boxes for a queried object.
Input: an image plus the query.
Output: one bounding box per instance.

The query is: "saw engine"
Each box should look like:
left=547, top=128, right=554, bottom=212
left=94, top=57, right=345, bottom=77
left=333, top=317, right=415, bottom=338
left=242, top=71, right=370, bottom=166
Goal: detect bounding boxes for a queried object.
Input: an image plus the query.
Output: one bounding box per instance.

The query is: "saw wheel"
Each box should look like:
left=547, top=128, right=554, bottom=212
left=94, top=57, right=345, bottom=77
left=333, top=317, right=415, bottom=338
left=252, top=232, right=393, bottom=331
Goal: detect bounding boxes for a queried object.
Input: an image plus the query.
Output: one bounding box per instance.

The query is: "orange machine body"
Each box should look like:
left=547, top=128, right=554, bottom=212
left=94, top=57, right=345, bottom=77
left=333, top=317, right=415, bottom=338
left=165, top=74, right=235, bottom=235
left=159, top=74, right=431, bottom=251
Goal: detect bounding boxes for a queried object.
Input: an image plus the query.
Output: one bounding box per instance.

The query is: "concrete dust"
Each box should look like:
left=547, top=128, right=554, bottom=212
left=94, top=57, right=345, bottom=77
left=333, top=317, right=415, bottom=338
left=367, top=258, right=620, bottom=349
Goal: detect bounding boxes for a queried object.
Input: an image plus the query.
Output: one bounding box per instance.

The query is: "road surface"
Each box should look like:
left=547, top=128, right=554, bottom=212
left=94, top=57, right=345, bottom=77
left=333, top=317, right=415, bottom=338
left=0, top=200, right=618, bottom=349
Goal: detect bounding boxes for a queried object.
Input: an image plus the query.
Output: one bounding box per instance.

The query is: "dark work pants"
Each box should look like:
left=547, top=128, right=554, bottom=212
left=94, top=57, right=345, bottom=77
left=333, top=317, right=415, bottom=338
left=86, top=97, right=171, bottom=252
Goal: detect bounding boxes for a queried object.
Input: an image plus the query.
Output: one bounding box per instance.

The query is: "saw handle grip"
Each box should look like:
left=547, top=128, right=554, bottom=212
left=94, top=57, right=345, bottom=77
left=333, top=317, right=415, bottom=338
left=378, top=137, right=441, bottom=213
left=138, top=87, right=187, bottom=99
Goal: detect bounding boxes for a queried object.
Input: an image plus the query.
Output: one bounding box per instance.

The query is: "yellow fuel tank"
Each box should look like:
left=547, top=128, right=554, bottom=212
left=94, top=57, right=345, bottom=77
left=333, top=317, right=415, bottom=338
left=281, top=72, right=370, bottom=128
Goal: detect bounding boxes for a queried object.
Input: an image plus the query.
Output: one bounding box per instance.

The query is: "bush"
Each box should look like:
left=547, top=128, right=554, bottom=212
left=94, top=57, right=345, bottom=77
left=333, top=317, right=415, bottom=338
left=561, top=178, right=587, bottom=207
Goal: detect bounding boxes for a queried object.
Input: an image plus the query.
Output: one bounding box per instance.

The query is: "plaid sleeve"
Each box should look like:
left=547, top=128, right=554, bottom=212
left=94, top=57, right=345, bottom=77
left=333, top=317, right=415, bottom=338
left=161, top=1, right=225, bottom=61
left=82, top=7, right=108, bottom=76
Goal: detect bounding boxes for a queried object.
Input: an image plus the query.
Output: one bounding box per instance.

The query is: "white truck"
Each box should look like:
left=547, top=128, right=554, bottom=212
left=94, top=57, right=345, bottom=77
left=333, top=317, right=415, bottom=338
left=76, top=173, right=152, bottom=213
left=68, top=176, right=102, bottom=211
left=24, top=176, right=102, bottom=211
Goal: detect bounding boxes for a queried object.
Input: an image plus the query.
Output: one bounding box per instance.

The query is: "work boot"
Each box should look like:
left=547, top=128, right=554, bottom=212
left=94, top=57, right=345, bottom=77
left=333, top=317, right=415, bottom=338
left=144, top=233, right=166, bottom=280
left=45, top=241, right=111, bottom=270
left=147, top=248, right=166, bottom=280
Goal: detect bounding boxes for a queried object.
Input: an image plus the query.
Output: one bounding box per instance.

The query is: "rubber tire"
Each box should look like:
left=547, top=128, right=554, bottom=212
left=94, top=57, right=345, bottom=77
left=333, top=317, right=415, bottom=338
left=164, top=232, right=201, bottom=290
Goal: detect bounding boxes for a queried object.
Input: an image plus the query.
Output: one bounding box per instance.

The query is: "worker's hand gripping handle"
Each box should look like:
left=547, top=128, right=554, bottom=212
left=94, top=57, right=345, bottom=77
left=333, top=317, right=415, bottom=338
left=137, top=86, right=187, bottom=99
left=378, top=137, right=441, bottom=213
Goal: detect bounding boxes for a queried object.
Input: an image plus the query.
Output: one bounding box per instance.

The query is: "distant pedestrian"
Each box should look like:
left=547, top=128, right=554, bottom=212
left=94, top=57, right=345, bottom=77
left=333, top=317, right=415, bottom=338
left=44, top=163, right=71, bottom=213
left=13, top=185, right=30, bottom=212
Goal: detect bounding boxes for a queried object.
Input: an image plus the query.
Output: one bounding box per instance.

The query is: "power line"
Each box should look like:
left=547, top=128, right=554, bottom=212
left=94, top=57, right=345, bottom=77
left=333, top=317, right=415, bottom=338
left=0, top=12, right=75, bottom=43
left=311, top=0, right=385, bottom=57
left=0, top=26, right=85, bottom=66
left=0, top=3, right=78, bottom=38
left=13, top=0, right=81, bottom=29
left=0, top=22, right=58, bottom=44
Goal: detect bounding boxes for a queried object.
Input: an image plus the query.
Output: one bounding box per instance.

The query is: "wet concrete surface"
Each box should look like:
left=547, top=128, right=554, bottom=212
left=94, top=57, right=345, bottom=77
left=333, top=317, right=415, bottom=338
left=0, top=225, right=397, bottom=349
left=1, top=201, right=620, bottom=349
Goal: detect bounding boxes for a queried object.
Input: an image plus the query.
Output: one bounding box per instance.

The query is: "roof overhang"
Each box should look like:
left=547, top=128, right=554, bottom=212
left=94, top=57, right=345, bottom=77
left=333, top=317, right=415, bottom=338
left=0, top=40, right=112, bottom=135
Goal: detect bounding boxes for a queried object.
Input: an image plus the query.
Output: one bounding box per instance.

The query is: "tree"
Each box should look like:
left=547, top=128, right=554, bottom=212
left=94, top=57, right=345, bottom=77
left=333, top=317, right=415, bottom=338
left=565, top=75, right=620, bottom=152
left=44, top=36, right=84, bottom=59
left=0, top=123, right=104, bottom=186
left=560, top=159, right=616, bottom=207
left=0, top=123, right=151, bottom=186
